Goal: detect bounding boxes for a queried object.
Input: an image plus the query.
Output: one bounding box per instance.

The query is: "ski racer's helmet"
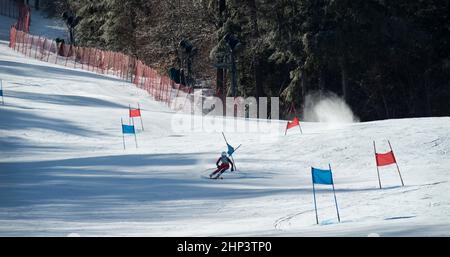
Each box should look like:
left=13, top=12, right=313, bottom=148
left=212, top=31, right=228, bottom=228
left=221, top=151, right=227, bottom=157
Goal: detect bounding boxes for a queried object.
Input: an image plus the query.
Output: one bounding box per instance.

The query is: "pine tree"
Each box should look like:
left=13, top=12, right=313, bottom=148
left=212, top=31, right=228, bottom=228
left=101, top=0, right=137, bottom=55
left=71, top=0, right=107, bottom=48
left=38, top=0, right=450, bottom=120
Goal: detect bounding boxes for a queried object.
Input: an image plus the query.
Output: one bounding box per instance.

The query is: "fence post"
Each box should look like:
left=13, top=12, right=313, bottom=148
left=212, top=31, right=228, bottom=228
left=143, top=65, right=147, bottom=89
left=94, top=48, right=99, bottom=73
left=153, top=70, right=157, bottom=98
left=64, top=45, right=69, bottom=66
left=39, top=37, right=44, bottom=60
left=88, top=47, right=93, bottom=71
left=105, top=51, right=110, bottom=75
left=25, top=33, right=31, bottom=56
left=125, top=56, right=130, bottom=81
left=24, top=33, right=29, bottom=55
left=159, top=76, right=164, bottom=101
left=112, top=52, right=116, bottom=76
left=168, top=79, right=174, bottom=106
left=92, top=48, right=96, bottom=72
left=13, top=29, right=19, bottom=51
left=10, top=26, right=16, bottom=49
left=93, top=48, right=97, bottom=72
left=27, top=35, right=33, bottom=57
left=119, top=54, right=122, bottom=78
left=22, top=33, right=27, bottom=54
left=101, top=50, right=105, bottom=74
left=108, top=51, right=112, bottom=74
left=81, top=47, right=85, bottom=70
left=73, top=46, right=77, bottom=68
left=34, top=36, right=40, bottom=59
left=45, top=39, right=50, bottom=62
left=163, top=78, right=168, bottom=103
left=19, top=32, right=23, bottom=53
left=122, top=54, right=126, bottom=79
left=55, top=41, right=59, bottom=64
left=86, top=47, right=90, bottom=71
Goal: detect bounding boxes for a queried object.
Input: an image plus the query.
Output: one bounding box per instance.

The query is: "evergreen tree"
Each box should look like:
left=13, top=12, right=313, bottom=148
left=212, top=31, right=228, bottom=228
left=38, top=0, right=450, bottom=120
left=100, top=0, right=138, bottom=55
left=72, top=0, right=107, bottom=48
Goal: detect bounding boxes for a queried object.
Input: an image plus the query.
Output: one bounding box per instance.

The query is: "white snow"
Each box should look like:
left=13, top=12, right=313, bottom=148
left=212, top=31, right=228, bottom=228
left=1, top=13, right=450, bottom=237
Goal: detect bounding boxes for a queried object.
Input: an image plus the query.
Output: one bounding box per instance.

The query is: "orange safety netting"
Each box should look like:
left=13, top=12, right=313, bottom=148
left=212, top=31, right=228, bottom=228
left=9, top=26, right=195, bottom=109
left=5, top=0, right=198, bottom=110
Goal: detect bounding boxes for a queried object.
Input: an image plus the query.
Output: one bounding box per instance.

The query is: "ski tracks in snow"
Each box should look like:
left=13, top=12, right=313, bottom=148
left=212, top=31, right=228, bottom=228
left=273, top=210, right=312, bottom=231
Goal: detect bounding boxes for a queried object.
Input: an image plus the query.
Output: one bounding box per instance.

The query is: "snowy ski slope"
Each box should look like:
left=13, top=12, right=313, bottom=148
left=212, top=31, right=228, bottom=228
left=0, top=13, right=449, bottom=236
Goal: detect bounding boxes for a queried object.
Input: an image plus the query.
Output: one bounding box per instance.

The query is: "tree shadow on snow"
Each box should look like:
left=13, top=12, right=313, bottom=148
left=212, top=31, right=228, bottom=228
left=5, top=90, right=128, bottom=109
left=0, top=60, right=128, bottom=84
left=0, top=107, right=102, bottom=136
left=0, top=152, right=314, bottom=223
left=0, top=136, right=66, bottom=153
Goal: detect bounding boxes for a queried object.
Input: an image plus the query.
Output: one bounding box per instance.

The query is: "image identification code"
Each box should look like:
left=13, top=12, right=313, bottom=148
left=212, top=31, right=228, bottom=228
left=177, top=241, right=272, bottom=255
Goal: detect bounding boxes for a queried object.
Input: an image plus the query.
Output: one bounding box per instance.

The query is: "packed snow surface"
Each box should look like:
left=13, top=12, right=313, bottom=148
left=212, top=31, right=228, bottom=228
left=1, top=13, right=449, bottom=236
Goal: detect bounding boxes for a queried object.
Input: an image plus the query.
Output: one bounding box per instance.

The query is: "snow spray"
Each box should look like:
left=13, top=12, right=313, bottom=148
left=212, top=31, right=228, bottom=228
left=303, top=91, right=359, bottom=123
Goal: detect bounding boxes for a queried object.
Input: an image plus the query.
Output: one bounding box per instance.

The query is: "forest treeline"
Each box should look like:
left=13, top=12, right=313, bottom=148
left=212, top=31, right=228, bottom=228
left=38, top=0, right=449, bottom=121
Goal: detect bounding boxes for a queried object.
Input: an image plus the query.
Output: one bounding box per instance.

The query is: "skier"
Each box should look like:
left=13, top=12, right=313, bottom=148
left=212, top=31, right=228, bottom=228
left=210, top=151, right=234, bottom=179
